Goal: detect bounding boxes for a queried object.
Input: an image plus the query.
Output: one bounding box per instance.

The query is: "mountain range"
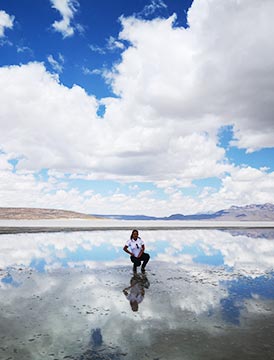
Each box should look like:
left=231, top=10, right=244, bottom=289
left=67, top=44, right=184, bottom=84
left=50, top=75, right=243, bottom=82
left=0, top=204, right=273, bottom=221
left=94, top=203, right=274, bottom=221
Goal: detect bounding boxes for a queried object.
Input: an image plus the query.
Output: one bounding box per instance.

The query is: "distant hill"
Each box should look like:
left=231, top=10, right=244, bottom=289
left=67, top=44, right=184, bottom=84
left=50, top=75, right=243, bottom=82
left=94, top=203, right=274, bottom=221
left=206, top=203, right=274, bottom=221
left=0, top=203, right=273, bottom=221
left=0, top=207, right=100, bottom=220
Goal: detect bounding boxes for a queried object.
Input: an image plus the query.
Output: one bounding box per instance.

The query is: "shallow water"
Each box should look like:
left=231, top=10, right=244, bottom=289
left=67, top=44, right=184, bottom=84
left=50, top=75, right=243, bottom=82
left=0, top=229, right=274, bottom=359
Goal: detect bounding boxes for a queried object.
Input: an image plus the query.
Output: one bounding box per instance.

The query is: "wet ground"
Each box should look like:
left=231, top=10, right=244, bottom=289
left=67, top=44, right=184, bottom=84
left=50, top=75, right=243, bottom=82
left=0, top=229, right=274, bottom=359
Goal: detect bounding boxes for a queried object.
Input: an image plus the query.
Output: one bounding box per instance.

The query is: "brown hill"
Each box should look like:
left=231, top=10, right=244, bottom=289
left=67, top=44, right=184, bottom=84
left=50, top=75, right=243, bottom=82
left=0, top=207, right=100, bottom=220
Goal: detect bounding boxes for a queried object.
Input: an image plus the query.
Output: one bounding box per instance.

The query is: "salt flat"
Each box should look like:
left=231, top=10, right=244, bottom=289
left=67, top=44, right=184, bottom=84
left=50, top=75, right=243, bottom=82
left=0, top=218, right=274, bottom=234
left=1, top=228, right=274, bottom=360
left=1, top=263, right=273, bottom=360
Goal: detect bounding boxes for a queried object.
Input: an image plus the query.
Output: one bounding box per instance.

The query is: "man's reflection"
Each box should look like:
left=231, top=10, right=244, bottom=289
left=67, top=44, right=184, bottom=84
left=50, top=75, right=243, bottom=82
left=123, top=273, right=150, bottom=312
left=77, top=328, right=122, bottom=359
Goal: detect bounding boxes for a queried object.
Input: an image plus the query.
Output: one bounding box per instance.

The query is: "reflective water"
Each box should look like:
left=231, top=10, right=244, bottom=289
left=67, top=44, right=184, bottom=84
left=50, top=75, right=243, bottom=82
left=1, top=229, right=274, bottom=359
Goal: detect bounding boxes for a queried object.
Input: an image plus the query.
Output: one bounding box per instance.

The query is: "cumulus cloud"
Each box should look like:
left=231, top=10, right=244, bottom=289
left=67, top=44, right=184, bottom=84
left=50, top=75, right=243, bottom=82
left=0, top=61, right=228, bottom=182
left=0, top=62, right=273, bottom=214
left=0, top=0, right=274, bottom=214
left=186, top=0, right=274, bottom=151
left=0, top=10, right=14, bottom=37
left=50, top=0, right=79, bottom=38
left=0, top=62, right=102, bottom=171
left=0, top=153, right=274, bottom=215
left=210, top=166, right=274, bottom=207
left=3, top=0, right=273, bottom=176
left=110, top=0, right=274, bottom=153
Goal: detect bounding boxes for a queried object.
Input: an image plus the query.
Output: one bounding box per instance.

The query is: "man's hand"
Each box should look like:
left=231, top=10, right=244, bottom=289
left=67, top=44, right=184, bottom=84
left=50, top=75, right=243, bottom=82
left=123, top=245, right=133, bottom=256
left=137, top=244, right=145, bottom=258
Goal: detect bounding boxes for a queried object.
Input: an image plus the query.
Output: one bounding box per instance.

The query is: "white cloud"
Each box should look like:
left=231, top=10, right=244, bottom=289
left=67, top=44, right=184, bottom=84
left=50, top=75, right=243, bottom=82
left=106, top=36, right=125, bottom=51
left=0, top=169, right=51, bottom=208
left=50, top=0, right=79, bottom=38
left=0, top=62, right=103, bottom=171
left=89, top=43, right=106, bottom=54
left=110, top=0, right=274, bottom=152
left=82, top=66, right=102, bottom=76
left=47, top=53, right=65, bottom=73
left=139, top=0, right=167, bottom=17
left=0, top=153, right=13, bottom=171
left=0, top=62, right=273, bottom=215
left=0, top=10, right=14, bottom=37
left=89, top=36, right=125, bottom=55
left=16, top=45, right=33, bottom=55
left=0, top=0, right=274, bottom=214
left=1, top=228, right=273, bottom=275
left=129, top=184, right=140, bottom=191
left=211, top=166, right=274, bottom=207
left=0, top=154, right=274, bottom=215
left=0, top=62, right=228, bottom=183
left=0, top=38, right=13, bottom=47
left=186, top=0, right=274, bottom=151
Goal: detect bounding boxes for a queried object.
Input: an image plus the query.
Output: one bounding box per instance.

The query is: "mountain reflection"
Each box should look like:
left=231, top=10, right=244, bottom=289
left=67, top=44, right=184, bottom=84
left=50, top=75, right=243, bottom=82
left=224, top=229, right=274, bottom=239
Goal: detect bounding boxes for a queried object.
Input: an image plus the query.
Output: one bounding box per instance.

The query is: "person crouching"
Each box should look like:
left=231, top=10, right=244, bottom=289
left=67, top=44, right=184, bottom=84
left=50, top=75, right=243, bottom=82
left=123, top=229, right=150, bottom=273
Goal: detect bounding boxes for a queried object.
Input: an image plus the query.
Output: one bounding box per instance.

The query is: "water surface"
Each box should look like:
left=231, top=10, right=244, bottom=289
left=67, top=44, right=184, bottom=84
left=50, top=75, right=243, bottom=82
left=1, top=229, right=274, bottom=359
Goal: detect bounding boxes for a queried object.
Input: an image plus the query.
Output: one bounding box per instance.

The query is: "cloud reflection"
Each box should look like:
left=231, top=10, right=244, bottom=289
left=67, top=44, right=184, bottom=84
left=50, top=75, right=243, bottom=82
left=0, top=256, right=274, bottom=359
left=0, top=229, right=274, bottom=277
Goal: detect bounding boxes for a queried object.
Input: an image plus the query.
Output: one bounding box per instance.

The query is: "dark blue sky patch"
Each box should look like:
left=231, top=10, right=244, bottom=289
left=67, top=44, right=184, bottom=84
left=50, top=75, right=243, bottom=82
left=220, top=274, right=274, bottom=324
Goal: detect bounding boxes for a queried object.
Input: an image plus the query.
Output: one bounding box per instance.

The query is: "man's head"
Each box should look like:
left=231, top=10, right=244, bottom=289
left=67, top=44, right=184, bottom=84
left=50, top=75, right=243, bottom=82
left=130, top=300, right=139, bottom=312
left=131, top=229, right=139, bottom=240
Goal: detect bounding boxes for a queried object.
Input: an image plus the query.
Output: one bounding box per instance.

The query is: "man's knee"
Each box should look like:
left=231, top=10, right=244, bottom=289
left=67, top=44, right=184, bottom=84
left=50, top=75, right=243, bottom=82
left=131, top=256, right=141, bottom=266
left=144, top=253, right=150, bottom=261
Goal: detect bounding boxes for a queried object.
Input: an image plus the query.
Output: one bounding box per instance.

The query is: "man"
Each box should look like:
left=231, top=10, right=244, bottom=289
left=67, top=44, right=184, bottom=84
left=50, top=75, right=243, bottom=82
left=123, top=229, right=150, bottom=273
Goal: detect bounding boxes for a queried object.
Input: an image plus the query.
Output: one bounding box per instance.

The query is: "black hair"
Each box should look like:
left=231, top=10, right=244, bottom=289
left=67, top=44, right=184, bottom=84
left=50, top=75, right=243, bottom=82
left=130, top=229, right=139, bottom=239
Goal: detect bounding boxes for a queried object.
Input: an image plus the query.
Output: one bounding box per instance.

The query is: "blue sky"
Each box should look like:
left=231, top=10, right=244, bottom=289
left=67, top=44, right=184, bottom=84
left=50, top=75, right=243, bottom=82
left=1, top=0, right=192, bottom=98
left=0, top=0, right=274, bottom=216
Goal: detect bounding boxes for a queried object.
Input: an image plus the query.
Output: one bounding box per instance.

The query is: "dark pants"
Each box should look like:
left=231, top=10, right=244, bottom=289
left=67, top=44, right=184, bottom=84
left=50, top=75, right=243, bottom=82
left=130, top=253, right=150, bottom=268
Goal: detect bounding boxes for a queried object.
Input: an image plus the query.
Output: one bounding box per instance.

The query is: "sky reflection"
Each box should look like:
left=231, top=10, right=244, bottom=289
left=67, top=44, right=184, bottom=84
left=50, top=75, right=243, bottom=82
left=0, top=229, right=274, bottom=275
left=0, top=229, right=274, bottom=360
left=220, top=273, right=274, bottom=325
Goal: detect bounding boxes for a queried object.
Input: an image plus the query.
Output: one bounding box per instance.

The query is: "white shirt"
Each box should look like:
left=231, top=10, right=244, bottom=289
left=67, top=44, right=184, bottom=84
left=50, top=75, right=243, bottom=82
left=126, top=284, right=144, bottom=304
left=125, top=237, right=144, bottom=257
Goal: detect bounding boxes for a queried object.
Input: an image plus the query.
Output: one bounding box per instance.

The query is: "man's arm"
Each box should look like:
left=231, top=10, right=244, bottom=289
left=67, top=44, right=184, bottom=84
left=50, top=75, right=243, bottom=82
left=123, top=245, right=133, bottom=256
left=123, top=283, right=134, bottom=295
left=137, top=244, right=145, bottom=258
